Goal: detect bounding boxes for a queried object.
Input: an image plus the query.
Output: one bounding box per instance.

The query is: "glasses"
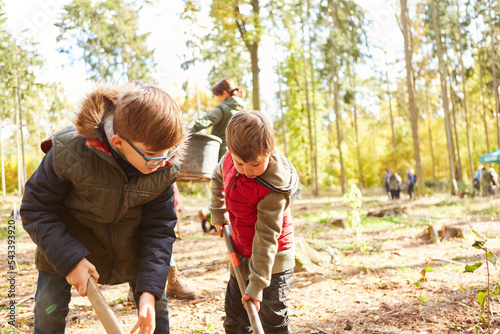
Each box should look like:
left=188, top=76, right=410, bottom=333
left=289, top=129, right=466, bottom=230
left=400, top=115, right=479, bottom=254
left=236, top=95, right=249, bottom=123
left=122, top=137, right=179, bottom=166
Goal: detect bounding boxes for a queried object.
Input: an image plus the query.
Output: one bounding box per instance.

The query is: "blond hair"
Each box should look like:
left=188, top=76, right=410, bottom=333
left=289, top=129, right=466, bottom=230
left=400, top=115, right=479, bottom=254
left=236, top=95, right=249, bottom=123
left=113, top=85, right=185, bottom=151
left=226, top=111, right=275, bottom=162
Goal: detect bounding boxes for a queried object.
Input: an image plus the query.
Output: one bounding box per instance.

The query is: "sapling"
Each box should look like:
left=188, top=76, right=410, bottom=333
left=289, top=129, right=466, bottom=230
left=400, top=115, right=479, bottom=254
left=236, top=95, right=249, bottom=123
left=342, top=184, right=366, bottom=253
left=412, top=265, right=433, bottom=319
left=464, top=239, right=500, bottom=334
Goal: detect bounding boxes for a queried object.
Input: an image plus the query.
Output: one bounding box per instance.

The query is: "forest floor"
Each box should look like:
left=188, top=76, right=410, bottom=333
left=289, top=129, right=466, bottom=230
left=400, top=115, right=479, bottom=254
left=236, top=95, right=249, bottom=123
left=1, top=190, right=500, bottom=334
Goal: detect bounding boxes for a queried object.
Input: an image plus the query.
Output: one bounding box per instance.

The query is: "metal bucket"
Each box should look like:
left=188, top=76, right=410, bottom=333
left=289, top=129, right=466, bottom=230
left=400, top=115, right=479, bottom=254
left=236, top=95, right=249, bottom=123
left=178, top=133, right=222, bottom=182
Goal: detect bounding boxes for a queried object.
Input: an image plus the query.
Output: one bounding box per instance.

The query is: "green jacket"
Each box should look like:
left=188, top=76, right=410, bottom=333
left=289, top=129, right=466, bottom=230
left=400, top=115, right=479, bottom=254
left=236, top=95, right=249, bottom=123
left=187, top=96, right=245, bottom=160
left=21, top=84, right=181, bottom=298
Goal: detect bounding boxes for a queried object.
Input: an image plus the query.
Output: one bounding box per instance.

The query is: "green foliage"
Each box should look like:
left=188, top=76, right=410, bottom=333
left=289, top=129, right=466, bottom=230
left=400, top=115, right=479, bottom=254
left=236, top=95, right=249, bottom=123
left=56, top=0, right=156, bottom=82
left=456, top=181, right=476, bottom=198
left=465, top=239, right=499, bottom=333
left=412, top=265, right=433, bottom=316
left=343, top=184, right=366, bottom=252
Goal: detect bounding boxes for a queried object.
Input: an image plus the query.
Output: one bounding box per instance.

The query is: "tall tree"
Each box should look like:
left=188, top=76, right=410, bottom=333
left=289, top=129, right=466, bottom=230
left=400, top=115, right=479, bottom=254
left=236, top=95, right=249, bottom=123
left=209, top=0, right=262, bottom=110
left=429, top=0, right=457, bottom=193
left=56, top=0, right=156, bottom=82
left=487, top=0, right=500, bottom=148
left=400, top=0, right=424, bottom=195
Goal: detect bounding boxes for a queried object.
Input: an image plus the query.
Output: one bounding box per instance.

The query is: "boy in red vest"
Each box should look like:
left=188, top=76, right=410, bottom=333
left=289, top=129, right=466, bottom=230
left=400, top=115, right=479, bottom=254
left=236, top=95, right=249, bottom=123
left=210, top=110, right=299, bottom=333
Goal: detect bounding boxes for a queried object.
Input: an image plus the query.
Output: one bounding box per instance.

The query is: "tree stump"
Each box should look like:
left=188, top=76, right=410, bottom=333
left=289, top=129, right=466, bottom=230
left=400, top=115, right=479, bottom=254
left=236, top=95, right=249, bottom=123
left=418, top=223, right=486, bottom=244
left=366, top=205, right=407, bottom=217
left=329, top=218, right=349, bottom=229
left=294, top=238, right=332, bottom=273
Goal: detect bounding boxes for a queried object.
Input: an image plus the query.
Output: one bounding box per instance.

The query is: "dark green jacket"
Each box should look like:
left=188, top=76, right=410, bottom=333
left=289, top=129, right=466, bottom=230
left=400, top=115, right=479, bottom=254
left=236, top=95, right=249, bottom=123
left=187, top=96, right=245, bottom=160
left=21, top=84, right=181, bottom=298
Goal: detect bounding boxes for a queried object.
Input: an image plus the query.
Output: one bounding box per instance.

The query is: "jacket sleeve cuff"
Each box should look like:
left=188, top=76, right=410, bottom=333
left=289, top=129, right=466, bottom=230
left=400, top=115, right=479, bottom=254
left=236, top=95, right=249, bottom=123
left=245, top=281, right=266, bottom=302
left=208, top=206, right=229, bottom=225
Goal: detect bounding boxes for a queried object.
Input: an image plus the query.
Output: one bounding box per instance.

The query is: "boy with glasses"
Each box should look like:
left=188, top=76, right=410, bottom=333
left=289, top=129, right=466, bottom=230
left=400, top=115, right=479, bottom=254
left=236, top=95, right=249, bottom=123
left=21, top=82, right=185, bottom=334
left=210, top=111, right=299, bottom=333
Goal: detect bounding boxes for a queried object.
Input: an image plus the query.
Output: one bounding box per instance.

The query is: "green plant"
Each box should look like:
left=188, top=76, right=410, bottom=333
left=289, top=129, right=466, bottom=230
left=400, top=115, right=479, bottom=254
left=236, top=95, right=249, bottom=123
left=464, top=240, right=500, bottom=334
left=343, top=184, right=366, bottom=253
left=456, top=181, right=476, bottom=198
left=194, top=322, right=215, bottom=334
left=412, top=265, right=433, bottom=319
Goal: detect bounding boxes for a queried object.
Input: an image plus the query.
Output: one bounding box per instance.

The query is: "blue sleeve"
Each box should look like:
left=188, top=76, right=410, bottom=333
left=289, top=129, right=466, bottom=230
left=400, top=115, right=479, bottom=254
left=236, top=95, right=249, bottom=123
left=135, top=184, right=177, bottom=300
left=20, top=149, right=90, bottom=277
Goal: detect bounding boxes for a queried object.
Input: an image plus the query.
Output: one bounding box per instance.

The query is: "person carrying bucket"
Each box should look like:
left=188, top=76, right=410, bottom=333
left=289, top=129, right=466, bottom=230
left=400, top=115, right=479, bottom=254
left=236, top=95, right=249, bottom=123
left=188, top=78, right=246, bottom=234
left=187, top=77, right=245, bottom=161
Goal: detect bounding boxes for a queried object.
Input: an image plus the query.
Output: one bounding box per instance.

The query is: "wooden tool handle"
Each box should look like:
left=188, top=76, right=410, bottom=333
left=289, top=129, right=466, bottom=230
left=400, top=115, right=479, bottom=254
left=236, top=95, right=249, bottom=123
left=222, top=225, right=265, bottom=334
left=87, top=276, right=126, bottom=334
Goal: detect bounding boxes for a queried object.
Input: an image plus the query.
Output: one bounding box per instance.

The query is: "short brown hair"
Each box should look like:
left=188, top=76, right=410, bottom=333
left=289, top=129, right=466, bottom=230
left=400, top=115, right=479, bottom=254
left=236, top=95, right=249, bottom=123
left=113, top=85, right=185, bottom=151
left=212, top=78, right=245, bottom=98
left=226, top=111, right=275, bottom=162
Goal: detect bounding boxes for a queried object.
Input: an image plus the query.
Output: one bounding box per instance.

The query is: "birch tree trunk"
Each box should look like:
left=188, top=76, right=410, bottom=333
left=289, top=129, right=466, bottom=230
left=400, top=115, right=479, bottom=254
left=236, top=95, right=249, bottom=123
left=430, top=0, right=457, bottom=194
left=450, top=89, right=463, bottom=180
left=479, top=42, right=490, bottom=152
left=488, top=0, right=500, bottom=148
left=300, top=4, right=318, bottom=196
left=455, top=0, right=474, bottom=178
left=0, top=117, right=5, bottom=196
left=400, top=0, right=424, bottom=195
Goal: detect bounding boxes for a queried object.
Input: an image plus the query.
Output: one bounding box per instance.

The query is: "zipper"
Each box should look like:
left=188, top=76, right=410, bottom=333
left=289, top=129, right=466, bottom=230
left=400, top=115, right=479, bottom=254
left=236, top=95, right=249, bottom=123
left=233, top=172, right=239, bottom=189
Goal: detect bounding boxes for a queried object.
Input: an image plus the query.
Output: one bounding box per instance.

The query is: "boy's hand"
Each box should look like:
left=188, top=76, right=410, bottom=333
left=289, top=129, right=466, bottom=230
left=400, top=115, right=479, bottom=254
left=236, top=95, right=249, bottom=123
left=242, top=294, right=261, bottom=312
left=66, top=258, right=99, bottom=296
left=130, top=292, right=156, bottom=334
left=215, top=223, right=228, bottom=238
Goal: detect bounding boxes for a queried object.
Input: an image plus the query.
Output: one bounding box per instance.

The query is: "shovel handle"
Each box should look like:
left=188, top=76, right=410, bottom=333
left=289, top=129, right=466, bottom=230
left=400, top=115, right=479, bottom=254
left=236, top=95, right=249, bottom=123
left=87, top=276, right=126, bottom=334
left=222, top=225, right=265, bottom=334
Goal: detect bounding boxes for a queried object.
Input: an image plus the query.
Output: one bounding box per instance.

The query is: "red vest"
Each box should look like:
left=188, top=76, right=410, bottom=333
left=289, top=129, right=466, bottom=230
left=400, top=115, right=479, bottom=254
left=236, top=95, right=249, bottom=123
left=222, top=153, right=293, bottom=257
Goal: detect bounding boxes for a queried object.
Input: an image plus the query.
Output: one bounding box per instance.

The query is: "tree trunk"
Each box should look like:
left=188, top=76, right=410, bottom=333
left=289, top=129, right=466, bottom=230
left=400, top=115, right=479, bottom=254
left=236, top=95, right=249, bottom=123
left=351, top=72, right=363, bottom=190
left=386, top=71, right=397, bottom=153
left=277, top=61, right=288, bottom=157
left=400, top=0, right=424, bottom=196
left=15, top=60, right=26, bottom=195
left=0, top=116, right=5, bottom=196
left=488, top=0, right=500, bottom=148
left=249, top=43, right=260, bottom=111
left=333, top=58, right=346, bottom=194
left=455, top=0, right=474, bottom=178
left=307, top=0, right=318, bottom=196
left=236, top=0, right=261, bottom=111
left=450, top=89, right=463, bottom=181
left=479, top=41, right=490, bottom=152
left=300, top=6, right=318, bottom=197
left=430, top=0, right=456, bottom=194
left=428, top=106, right=436, bottom=182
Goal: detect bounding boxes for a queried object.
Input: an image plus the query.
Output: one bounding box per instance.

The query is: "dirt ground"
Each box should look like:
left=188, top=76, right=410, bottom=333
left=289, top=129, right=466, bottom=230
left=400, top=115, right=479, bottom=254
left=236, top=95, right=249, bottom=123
left=1, top=192, right=500, bottom=334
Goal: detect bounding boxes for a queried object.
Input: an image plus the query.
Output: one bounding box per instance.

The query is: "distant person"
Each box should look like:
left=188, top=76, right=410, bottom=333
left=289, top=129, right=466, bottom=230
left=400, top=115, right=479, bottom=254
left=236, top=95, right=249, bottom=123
left=473, top=165, right=484, bottom=193
left=187, top=78, right=245, bottom=161
left=406, top=169, right=416, bottom=200
left=481, top=166, right=494, bottom=196
left=389, top=171, right=402, bottom=200
left=210, top=111, right=299, bottom=333
left=384, top=169, right=391, bottom=199
left=20, top=82, right=186, bottom=333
